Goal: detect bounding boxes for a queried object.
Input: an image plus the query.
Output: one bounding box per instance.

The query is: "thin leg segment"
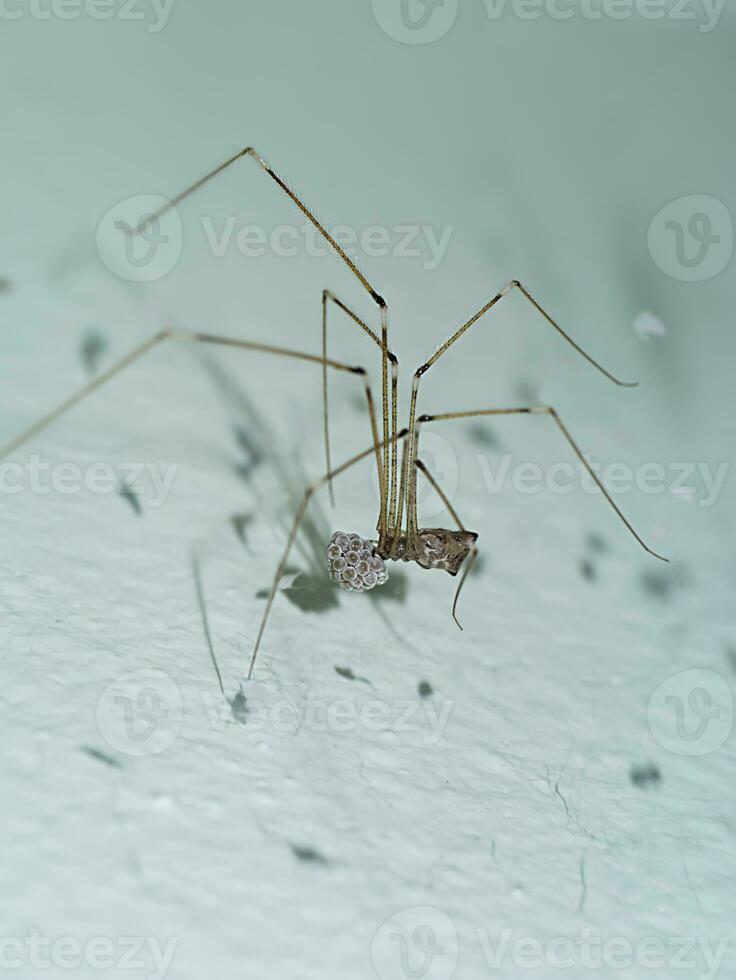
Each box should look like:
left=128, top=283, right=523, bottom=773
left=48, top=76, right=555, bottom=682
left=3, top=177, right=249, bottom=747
left=137, top=146, right=397, bottom=531
left=418, top=405, right=669, bottom=563
left=415, top=458, right=479, bottom=629
left=0, top=329, right=380, bottom=468
left=404, top=279, right=640, bottom=545
left=248, top=427, right=410, bottom=681
left=321, top=289, right=399, bottom=537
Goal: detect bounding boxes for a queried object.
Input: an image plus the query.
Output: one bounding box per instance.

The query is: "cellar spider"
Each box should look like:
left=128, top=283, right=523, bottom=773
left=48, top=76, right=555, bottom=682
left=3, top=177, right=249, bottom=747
left=0, top=146, right=668, bottom=681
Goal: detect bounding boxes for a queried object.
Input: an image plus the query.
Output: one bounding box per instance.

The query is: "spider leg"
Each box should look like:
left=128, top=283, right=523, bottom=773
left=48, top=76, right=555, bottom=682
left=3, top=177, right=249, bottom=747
left=321, top=289, right=399, bottom=533
left=0, top=330, right=381, bottom=477
left=139, top=146, right=397, bottom=543
left=404, top=279, right=639, bottom=545
left=249, top=427, right=410, bottom=681
left=414, top=458, right=479, bottom=630
left=417, top=406, right=669, bottom=563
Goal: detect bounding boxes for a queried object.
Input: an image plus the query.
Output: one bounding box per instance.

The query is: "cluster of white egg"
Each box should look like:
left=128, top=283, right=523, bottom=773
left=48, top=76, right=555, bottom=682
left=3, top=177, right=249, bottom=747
left=326, top=531, right=389, bottom=592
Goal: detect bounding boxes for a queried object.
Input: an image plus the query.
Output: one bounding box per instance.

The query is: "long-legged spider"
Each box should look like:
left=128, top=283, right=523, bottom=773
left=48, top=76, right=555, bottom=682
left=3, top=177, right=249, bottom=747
left=1, top=146, right=668, bottom=680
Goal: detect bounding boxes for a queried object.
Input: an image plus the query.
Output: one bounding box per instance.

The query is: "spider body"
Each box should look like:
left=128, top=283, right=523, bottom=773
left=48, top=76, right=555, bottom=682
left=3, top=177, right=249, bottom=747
left=382, top=528, right=479, bottom=576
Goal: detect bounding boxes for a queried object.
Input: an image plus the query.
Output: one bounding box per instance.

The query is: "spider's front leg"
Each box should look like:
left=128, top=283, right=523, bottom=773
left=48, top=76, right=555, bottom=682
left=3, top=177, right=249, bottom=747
left=320, top=289, right=400, bottom=537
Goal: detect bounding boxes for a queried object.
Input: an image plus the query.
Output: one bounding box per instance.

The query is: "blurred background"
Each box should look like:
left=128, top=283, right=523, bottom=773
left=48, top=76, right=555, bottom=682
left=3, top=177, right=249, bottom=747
left=1, top=2, right=734, bottom=979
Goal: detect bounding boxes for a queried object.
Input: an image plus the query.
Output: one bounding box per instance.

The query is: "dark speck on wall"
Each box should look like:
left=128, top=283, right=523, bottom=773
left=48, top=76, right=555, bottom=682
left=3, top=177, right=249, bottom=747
left=335, top=666, right=370, bottom=685
left=585, top=531, right=609, bottom=555
left=630, top=763, right=662, bottom=789
left=640, top=568, right=674, bottom=601
left=81, top=745, right=122, bottom=769
left=466, top=422, right=500, bottom=449
left=118, top=481, right=142, bottom=515
left=80, top=329, right=108, bottom=376
left=230, top=689, right=248, bottom=724
left=418, top=681, right=433, bottom=699
left=579, top=558, right=596, bottom=582
left=290, top=844, right=330, bottom=866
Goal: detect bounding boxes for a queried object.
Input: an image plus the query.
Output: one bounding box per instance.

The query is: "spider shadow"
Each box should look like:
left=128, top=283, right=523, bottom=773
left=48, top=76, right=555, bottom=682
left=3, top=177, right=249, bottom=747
left=191, top=349, right=415, bottom=679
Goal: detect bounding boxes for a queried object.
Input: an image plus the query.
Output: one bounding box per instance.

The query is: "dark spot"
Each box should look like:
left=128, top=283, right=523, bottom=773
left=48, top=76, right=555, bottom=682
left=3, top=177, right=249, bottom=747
left=640, top=568, right=674, bottom=601
left=0, top=277, right=14, bottom=295
left=229, top=688, right=248, bottom=725
left=367, top=568, right=409, bottom=605
left=350, top=393, right=367, bottom=413
left=80, top=329, right=107, bottom=376
left=335, top=666, right=370, bottom=685
left=231, top=513, right=253, bottom=547
left=579, top=558, right=596, bottom=582
left=290, top=844, right=330, bottom=866
left=466, top=423, right=501, bottom=449
left=282, top=572, right=340, bottom=613
left=514, top=379, right=540, bottom=404
left=118, top=481, right=142, bottom=515
left=630, top=763, right=662, bottom=789
left=418, top=681, right=433, bottom=699
left=585, top=531, right=609, bottom=555
left=725, top=645, right=736, bottom=675
left=232, top=424, right=265, bottom=482
left=81, top=746, right=122, bottom=769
